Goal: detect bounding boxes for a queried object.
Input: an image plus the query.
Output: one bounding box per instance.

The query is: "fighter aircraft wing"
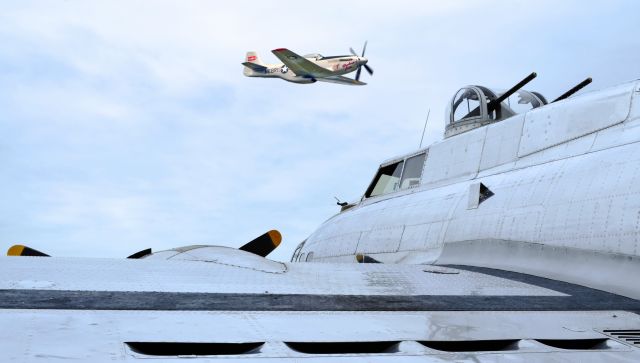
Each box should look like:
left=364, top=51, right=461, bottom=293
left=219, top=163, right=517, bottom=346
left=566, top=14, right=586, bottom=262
left=271, top=48, right=334, bottom=78
left=316, top=75, right=367, bottom=86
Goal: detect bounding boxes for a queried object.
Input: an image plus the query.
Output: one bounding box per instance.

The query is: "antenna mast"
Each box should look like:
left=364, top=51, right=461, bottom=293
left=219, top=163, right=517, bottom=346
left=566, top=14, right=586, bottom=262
left=419, top=108, right=431, bottom=148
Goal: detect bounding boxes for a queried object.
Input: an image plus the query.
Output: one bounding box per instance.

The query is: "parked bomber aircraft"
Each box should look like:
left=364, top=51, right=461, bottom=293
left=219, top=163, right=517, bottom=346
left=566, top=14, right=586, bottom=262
left=242, top=42, right=373, bottom=85
left=4, top=73, right=640, bottom=362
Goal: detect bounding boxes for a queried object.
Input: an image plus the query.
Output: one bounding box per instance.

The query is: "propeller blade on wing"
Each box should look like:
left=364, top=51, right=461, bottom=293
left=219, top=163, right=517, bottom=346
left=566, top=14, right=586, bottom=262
left=355, top=67, right=362, bottom=81
left=127, top=248, right=152, bottom=259
left=361, top=41, right=367, bottom=57
left=364, top=64, right=373, bottom=75
left=7, top=245, right=50, bottom=257
left=349, top=47, right=358, bottom=56
left=239, top=230, right=282, bottom=257
left=355, top=253, right=381, bottom=263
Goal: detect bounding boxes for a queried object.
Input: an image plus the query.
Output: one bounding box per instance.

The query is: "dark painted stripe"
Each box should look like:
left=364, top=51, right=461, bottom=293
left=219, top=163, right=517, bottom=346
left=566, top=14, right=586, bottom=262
left=1, top=266, right=638, bottom=311
left=0, top=290, right=639, bottom=311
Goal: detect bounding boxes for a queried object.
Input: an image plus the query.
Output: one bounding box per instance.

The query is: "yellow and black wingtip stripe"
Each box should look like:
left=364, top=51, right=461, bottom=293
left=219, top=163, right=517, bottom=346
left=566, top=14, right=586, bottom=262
left=239, top=229, right=282, bottom=257
left=7, top=245, right=50, bottom=257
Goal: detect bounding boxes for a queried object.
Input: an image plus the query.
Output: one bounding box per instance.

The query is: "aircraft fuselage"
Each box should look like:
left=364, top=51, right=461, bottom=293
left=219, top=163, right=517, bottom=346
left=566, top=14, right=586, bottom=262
left=294, top=80, right=640, bottom=300
left=247, top=56, right=364, bottom=83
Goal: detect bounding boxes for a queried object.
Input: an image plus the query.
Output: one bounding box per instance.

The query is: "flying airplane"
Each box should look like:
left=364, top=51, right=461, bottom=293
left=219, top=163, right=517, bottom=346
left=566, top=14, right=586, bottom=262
left=3, top=73, right=640, bottom=362
left=242, top=42, right=373, bottom=85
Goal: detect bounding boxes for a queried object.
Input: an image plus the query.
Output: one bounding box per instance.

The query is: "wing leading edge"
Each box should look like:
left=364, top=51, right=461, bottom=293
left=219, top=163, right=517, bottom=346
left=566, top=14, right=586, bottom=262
left=271, top=48, right=334, bottom=78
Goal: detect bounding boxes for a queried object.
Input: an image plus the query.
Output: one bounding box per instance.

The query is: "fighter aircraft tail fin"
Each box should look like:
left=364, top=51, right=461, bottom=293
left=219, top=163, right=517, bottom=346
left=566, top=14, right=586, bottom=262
left=243, top=51, right=266, bottom=76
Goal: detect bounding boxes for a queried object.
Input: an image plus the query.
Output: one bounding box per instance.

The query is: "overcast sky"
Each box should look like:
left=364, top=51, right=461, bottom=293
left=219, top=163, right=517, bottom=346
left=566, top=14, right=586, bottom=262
left=1, top=1, right=640, bottom=261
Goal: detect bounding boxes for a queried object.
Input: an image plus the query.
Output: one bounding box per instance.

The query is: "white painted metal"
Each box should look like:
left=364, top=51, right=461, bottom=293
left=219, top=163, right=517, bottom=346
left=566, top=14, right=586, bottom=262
left=478, top=114, right=524, bottom=171
left=300, top=80, right=640, bottom=301
left=422, top=126, right=487, bottom=187
left=1, top=256, right=559, bottom=296
left=518, top=81, right=634, bottom=157
left=5, top=79, right=640, bottom=362
left=2, top=309, right=639, bottom=362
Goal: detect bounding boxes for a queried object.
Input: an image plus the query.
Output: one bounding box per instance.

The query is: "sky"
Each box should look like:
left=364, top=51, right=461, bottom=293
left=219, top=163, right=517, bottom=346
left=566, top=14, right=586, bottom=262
left=1, top=1, right=640, bottom=262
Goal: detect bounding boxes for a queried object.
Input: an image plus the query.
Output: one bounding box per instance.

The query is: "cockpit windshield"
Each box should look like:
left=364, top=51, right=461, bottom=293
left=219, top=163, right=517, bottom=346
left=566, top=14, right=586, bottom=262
left=304, top=53, right=323, bottom=60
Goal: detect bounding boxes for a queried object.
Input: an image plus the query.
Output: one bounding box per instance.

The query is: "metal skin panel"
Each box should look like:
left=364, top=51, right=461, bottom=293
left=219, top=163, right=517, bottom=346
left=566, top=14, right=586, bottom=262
left=422, top=126, right=487, bottom=187
left=2, top=310, right=640, bottom=362
left=397, top=221, right=444, bottom=252
left=356, top=225, right=405, bottom=254
left=514, top=132, right=596, bottom=171
left=300, top=81, right=640, bottom=301
left=518, top=81, right=635, bottom=157
left=305, top=183, right=466, bottom=261
left=2, top=257, right=569, bottom=297
left=478, top=114, right=525, bottom=171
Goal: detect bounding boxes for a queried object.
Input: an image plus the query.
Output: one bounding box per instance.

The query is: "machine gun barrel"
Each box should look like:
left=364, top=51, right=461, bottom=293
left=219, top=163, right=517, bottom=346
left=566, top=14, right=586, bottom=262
left=487, top=72, right=537, bottom=114
left=552, top=77, right=592, bottom=103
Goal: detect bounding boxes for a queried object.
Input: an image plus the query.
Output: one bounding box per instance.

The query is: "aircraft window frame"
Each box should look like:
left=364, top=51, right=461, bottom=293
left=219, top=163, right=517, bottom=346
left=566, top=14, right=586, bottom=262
left=364, top=151, right=428, bottom=199
left=291, top=240, right=306, bottom=262
left=452, top=87, right=483, bottom=123
left=364, top=160, right=405, bottom=198
left=399, top=153, right=426, bottom=190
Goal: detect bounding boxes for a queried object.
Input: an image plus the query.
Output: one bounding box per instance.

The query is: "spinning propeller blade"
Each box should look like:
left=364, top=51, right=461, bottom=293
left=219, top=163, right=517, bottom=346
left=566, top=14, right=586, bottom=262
left=350, top=41, right=373, bottom=81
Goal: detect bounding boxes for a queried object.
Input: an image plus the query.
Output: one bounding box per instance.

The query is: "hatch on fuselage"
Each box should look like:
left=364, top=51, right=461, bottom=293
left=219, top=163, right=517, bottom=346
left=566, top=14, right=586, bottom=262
left=445, top=86, right=547, bottom=138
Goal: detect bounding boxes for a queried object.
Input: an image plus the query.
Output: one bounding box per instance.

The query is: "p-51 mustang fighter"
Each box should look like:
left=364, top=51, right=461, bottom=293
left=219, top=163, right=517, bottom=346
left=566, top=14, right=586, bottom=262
left=242, top=42, right=373, bottom=85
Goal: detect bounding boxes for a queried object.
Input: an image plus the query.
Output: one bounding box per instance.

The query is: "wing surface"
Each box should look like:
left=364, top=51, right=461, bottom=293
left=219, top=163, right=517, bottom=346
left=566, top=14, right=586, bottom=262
left=316, top=75, right=366, bottom=86
left=3, top=254, right=640, bottom=361
left=271, top=48, right=334, bottom=77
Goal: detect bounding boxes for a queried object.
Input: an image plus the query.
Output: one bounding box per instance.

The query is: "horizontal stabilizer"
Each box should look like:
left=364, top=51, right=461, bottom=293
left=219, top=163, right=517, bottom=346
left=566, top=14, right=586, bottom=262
left=7, top=245, right=50, bottom=257
left=239, top=230, right=282, bottom=257
left=242, top=62, right=268, bottom=72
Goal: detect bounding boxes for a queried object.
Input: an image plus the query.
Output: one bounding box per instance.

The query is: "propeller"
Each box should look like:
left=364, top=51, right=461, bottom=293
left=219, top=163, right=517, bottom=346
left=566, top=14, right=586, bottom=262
left=349, top=41, right=373, bottom=81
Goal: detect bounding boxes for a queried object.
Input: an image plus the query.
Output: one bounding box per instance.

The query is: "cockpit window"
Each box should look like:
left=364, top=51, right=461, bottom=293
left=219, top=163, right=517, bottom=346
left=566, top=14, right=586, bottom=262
left=365, top=152, right=427, bottom=198
left=400, top=153, right=426, bottom=189
left=452, top=88, right=482, bottom=122
left=304, top=53, right=323, bottom=60
left=366, top=161, right=404, bottom=198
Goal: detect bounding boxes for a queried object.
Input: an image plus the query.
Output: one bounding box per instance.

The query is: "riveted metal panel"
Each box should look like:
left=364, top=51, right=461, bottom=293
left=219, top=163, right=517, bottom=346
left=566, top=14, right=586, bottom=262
left=398, top=222, right=444, bottom=251
left=518, top=82, right=634, bottom=157
left=479, top=114, right=525, bottom=171
left=422, top=127, right=487, bottom=187
left=356, top=225, right=405, bottom=254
